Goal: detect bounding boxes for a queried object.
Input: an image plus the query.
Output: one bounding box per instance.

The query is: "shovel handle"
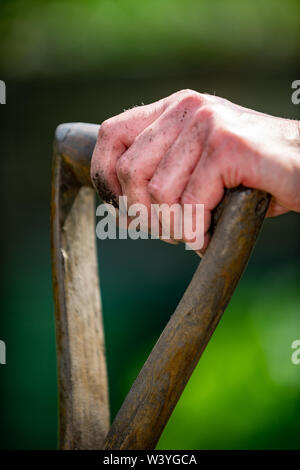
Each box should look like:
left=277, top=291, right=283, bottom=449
left=52, top=122, right=270, bottom=450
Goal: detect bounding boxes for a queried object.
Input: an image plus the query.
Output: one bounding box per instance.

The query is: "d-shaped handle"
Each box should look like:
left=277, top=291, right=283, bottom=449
left=51, top=122, right=270, bottom=450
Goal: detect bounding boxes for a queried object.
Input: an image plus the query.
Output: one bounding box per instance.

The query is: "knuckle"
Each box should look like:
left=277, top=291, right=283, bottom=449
left=177, top=91, right=202, bottom=109
left=181, top=191, right=197, bottom=206
left=172, top=89, right=202, bottom=106
left=194, top=105, right=215, bottom=123
left=176, top=88, right=199, bottom=98
left=148, top=180, right=174, bottom=203
left=98, top=118, right=114, bottom=140
left=116, top=155, right=143, bottom=185
left=148, top=180, right=162, bottom=201
left=116, top=157, right=133, bottom=183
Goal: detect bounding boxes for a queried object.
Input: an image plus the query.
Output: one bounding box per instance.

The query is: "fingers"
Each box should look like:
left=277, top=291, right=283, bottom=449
left=114, top=93, right=204, bottom=237
left=116, top=97, right=200, bottom=209
left=146, top=106, right=214, bottom=250
left=91, top=90, right=206, bottom=203
left=178, top=143, right=225, bottom=250
left=148, top=106, right=213, bottom=206
left=91, top=88, right=300, bottom=257
left=91, top=97, right=168, bottom=200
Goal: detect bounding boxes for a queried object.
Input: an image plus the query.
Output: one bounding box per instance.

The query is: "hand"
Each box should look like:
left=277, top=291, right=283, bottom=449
left=91, top=89, right=300, bottom=252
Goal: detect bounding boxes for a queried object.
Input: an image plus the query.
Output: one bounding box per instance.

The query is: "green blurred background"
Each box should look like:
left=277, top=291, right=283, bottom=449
left=1, top=0, right=300, bottom=450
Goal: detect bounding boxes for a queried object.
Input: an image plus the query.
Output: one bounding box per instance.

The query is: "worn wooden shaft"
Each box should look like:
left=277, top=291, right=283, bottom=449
left=51, top=122, right=270, bottom=450
left=51, top=123, right=109, bottom=449
left=104, top=187, right=270, bottom=449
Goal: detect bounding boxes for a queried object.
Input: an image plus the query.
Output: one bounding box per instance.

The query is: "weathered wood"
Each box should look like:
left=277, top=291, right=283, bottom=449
left=51, top=124, right=110, bottom=449
left=51, top=122, right=270, bottom=450
left=103, top=187, right=269, bottom=449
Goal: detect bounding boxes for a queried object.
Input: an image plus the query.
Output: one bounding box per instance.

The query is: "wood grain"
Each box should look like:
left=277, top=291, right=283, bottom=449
left=51, top=124, right=110, bottom=449
left=51, top=122, right=270, bottom=450
left=103, top=187, right=270, bottom=449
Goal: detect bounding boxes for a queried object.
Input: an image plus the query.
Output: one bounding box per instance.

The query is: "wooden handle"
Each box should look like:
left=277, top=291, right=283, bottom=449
left=51, top=123, right=110, bottom=450
left=52, top=122, right=270, bottom=450
left=104, top=186, right=270, bottom=449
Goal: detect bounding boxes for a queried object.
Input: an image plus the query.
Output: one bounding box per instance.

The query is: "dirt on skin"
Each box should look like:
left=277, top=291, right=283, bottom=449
left=92, top=172, right=119, bottom=208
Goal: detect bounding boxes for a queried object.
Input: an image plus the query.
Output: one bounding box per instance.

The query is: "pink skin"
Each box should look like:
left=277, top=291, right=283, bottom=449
left=91, top=89, right=300, bottom=253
